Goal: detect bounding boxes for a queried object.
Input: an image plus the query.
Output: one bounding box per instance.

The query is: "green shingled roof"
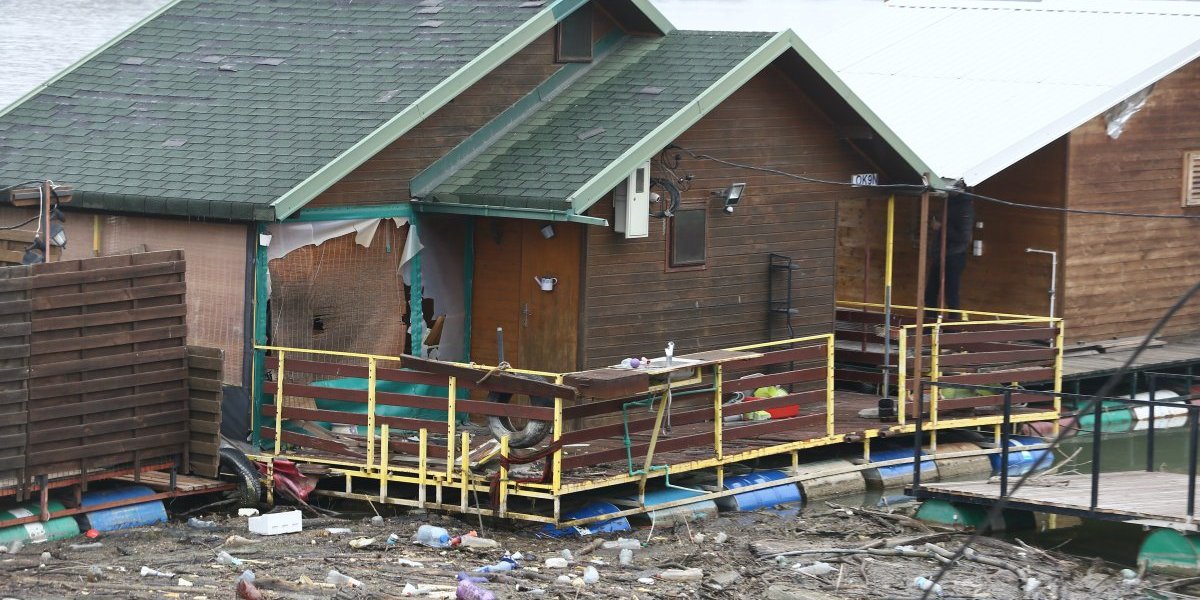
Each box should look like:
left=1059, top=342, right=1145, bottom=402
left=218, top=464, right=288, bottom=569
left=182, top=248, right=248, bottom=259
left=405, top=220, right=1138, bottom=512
left=0, top=0, right=566, bottom=221
left=417, top=31, right=773, bottom=213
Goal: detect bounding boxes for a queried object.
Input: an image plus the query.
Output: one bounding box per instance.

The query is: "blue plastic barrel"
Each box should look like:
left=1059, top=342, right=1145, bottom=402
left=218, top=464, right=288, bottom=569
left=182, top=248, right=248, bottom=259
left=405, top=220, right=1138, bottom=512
left=540, top=501, right=631, bottom=538
left=863, top=447, right=937, bottom=489
left=988, top=436, right=1053, bottom=476
left=81, top=486, right=167, bottom=532
left=716, top=470, right=803, bottom=512
left=637, top=487, right=718, bottom=526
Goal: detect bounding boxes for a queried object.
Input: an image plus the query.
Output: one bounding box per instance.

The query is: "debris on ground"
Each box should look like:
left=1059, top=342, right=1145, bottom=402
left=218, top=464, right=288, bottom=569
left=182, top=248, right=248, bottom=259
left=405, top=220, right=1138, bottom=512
left=0, top=502, right=1160, bottom=599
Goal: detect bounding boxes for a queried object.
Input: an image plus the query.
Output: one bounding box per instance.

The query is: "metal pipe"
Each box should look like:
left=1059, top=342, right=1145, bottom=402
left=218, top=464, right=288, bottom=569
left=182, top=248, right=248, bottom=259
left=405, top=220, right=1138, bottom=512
left=910, top=188, right=931, bottom=418
left=882, top=195, right=895, bottom=413
left=1025, top=248, right=1057, bottom=320
left=1001, top=389, right=1012, bottom=497
left=1091, top=398, right=1102, bottom=511
left=912, top=379, right=924, bottom=491
left=1148, top=373, right=1157, bottom=472
left=1189, top=407, right=1199, bottom=519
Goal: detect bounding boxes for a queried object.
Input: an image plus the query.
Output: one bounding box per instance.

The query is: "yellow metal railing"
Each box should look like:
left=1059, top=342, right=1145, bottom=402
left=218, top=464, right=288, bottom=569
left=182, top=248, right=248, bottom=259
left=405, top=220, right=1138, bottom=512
left=837, top=301, right=1064, bottom=424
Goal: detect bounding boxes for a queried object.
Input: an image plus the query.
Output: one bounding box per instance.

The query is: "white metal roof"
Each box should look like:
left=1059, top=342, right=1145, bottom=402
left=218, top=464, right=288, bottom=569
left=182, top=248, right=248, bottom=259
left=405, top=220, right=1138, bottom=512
left=654, top=0, right=1200, bottom=184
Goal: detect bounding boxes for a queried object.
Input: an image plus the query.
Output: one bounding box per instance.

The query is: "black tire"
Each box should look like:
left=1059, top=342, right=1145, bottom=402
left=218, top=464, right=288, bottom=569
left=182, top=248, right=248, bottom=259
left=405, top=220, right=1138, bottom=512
left=219, top=446, right=264, bottom=508
left=486, top=375, right=554, bottom=449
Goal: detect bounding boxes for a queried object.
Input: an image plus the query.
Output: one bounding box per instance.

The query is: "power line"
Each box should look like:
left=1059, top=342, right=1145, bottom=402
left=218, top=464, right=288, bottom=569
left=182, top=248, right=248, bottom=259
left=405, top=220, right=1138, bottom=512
left=677, top=147, right=1200, bottom=221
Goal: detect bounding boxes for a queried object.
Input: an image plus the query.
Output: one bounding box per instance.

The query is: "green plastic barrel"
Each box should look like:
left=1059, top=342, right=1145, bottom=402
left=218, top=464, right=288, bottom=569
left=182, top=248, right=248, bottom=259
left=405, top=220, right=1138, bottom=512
left=0, top=501, right=80, bottom=545
left=1139, top=529, right=1200, bottom=575
left=1075, top=406, right=1133, bottom=435
left=915, top=499, right=1034, bottom=531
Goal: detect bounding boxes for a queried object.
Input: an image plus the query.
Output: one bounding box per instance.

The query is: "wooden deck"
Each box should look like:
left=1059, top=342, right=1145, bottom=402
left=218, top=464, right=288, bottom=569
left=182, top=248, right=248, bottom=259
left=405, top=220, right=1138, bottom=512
left=1062, top=339, right=1200, bottom=379
left=912, top=471, right=1200, bottom=531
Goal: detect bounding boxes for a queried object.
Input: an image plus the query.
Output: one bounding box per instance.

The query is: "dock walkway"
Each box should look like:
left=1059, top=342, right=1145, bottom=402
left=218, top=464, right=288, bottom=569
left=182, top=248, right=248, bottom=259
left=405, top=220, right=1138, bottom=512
left=912, top=471, right=1199, bottom=531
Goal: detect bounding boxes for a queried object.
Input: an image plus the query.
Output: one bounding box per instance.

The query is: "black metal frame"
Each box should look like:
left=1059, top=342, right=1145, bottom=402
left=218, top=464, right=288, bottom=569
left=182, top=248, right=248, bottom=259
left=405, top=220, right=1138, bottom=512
left=910, top=379, right=1200, bottom=520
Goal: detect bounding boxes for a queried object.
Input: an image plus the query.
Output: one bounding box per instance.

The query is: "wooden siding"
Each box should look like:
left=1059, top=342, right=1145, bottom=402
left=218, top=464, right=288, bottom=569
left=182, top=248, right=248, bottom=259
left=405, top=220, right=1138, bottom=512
left=838, top=140, right=1066, bottom=318
left=307, top=4, right=625, bottom=208
left=1064, top=58, right=1200, bottom=343
left=580, top=63, right=880, bottom=368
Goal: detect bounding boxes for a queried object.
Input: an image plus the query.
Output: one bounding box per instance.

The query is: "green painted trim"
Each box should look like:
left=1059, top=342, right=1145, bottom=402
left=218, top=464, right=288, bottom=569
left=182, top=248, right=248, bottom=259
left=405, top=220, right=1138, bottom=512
left=777, top=29, right=935, bottom=181
left=411, top=200, right=609, bottom=226
left=565, top=29, right=937, bottom=213
left=268, top=0, right=591, bottom=220
left=411, top=29, right=628, bottom=198
left=285, top=203, right=413, bottom=222
left=408, top=214, right=425, bottom=357
left=251, top=222, right=270, bottom=448
left=462, top=218, right=476, bottom=363
left=627, top=0, right=675, bottom=34
left=0, top=0, right=186, bottom=119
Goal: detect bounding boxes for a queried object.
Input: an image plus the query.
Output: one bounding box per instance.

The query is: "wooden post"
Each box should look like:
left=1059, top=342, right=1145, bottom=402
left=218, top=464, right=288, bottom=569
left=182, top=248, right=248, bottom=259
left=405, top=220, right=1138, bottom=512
left=938, top=195, right=948, bottom=310
left=41, top=180, right=51, bottom=264
left=910, top=188, right=931, bottom=420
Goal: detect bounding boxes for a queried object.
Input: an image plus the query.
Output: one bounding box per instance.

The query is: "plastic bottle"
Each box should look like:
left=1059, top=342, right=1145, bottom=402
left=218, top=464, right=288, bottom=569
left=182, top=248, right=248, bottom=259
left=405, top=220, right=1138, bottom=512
left=544, top=557, right=569, bottom=569
left=414, top=524, right=451, bottom=548
left=456, top=572, right=488, bottom=583
left=216, top=551, right=244, bottom=566
left=582, top=565, right=599, bottom=584
left=913, top=576, right=943, bottom=597
left=456, top=580, right=498, bottom=600
left=475, top=556, right=518, bottom=573
left=795, top=561, right=834, bottom=577
left=457, top=535, right=500, bottom=549
left=714, top=532, right=728, bottom=544
left=326, top=569, right=365, bottom=588
left=601, top=538, right=640, bottom=550
left=619, top=548, right=633, bottom=565
left=187, top=517, right=217, bottom=529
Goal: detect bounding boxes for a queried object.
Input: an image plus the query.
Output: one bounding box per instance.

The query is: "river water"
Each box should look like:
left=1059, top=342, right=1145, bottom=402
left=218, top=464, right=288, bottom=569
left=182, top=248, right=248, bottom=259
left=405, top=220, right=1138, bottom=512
left=0, top=0, right=169, bottom=109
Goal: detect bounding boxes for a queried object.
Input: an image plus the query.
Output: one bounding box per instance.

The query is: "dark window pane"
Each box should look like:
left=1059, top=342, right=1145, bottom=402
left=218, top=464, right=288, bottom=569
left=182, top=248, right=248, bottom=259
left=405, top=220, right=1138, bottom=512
left=671, top=209, right=706, bottom=267
left=555, top=5, right=593, bottom=63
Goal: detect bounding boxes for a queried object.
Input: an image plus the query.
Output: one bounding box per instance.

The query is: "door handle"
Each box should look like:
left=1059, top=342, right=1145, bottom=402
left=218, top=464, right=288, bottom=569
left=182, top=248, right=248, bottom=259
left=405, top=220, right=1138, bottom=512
left=521, top=303, right=531, bottom=328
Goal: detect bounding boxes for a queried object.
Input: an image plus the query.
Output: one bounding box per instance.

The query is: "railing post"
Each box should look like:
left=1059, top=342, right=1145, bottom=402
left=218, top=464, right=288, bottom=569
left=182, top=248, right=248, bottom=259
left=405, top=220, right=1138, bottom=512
left=379, top=424, right=389, bottom=501
left=1189, top=406, right=1198, bottom=520
left=1091, top=397, right=1102, bottom=511
left=418, top=428, right=428, bottom=509
left=366, top=357, right=377, bottom=470
left=273, top=350, right=286, bottom=455
left=826, top=335, right=835, bottom=437
left=1148, top=373, right=1157, bottom=473
left=552, top=375, right=565, bottom=493
left=930, top=322, right=941, bottom=449
left=898, top=330, right=908, bottom=424
left=446, top=376, right=457, bottom=479
left=912, top=379, right=924, bottom=492
left=1001, top=389, right=1012, bottom=497
left=713, top=365, right=724, bottom=460
left=1053, top=322, right=1065, bottom=433
left=499, top=435, right=510, bottom=518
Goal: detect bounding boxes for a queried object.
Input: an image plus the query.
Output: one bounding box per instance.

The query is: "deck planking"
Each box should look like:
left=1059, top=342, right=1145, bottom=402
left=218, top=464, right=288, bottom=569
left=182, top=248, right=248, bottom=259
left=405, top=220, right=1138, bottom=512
left=914, top=471, right=1200, bottom=531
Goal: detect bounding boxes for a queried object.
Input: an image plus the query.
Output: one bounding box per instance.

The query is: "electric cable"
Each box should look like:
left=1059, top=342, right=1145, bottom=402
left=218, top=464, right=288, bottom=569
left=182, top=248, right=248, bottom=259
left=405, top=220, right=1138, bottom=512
left=649, top=177, right=680, bottom=218
left=918, top=277, right=1200, bottom=599
left=677, top=146, right=1200, bottom=221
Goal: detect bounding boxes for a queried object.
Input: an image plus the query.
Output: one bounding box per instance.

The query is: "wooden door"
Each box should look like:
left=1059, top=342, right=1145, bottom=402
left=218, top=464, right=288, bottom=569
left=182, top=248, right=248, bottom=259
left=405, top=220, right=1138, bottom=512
left=517, top=221, right=581, bottom=373
left=469, top=219, right=581, bottom=373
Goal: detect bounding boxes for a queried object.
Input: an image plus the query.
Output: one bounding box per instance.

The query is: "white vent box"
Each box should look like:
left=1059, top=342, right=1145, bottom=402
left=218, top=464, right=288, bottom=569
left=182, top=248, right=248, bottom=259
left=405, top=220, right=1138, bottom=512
left=248, top=510, right=302, bottom=535
left=612, top=160, right=650, bottom=239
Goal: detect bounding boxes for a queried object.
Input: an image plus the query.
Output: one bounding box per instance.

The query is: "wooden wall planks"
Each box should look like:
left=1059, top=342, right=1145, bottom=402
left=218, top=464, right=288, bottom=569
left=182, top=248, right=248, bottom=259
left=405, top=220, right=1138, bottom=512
left=0, top=250, right=192, bottom=493
left=187, top=346, right=223, bottom=478
left=1064, top=58, right=1200, bottom=343
left=580, top=62, right=880, bottom=368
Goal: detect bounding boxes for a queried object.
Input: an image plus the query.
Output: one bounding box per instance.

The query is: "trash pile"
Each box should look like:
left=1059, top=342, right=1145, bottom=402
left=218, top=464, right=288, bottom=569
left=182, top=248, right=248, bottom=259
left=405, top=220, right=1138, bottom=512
left=0, top=497, right=1163, bottom=600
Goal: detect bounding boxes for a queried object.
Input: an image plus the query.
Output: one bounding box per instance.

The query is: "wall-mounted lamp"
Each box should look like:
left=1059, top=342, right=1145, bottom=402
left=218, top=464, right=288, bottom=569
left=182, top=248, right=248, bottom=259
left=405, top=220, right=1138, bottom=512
left=540, top=224, right=555, bottom=239
left=723, top=183, right=746, bottom=214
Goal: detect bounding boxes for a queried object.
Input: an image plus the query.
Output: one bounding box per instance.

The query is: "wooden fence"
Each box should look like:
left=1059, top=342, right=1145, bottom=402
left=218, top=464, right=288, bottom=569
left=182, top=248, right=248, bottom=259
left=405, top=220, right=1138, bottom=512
left=0, top=250, right=193, bottom=497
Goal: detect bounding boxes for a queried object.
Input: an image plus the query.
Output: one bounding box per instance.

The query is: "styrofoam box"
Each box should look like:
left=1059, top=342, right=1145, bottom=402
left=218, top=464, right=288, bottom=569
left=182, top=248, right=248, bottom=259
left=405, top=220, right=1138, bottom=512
left=248, top=510, right=302, bottom=535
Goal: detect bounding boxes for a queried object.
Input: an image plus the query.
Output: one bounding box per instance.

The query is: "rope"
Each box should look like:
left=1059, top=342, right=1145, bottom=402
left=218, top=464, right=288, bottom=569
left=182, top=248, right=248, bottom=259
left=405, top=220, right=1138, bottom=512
left=476, top=361, right=511, bottom=385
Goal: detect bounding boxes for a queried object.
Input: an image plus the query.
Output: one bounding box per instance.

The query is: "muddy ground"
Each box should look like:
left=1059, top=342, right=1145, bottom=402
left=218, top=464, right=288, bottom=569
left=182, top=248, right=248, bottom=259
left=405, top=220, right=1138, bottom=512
left=0, top=499, right=1180, bottom=600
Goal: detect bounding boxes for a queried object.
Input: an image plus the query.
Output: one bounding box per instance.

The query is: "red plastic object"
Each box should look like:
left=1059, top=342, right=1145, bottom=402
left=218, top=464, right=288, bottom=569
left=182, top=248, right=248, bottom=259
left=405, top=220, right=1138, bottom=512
left=257, top=458, right=317, bottom=501
left=763, top=400, right=799, bottom=419
left=84, top=529, right=100, bottom=539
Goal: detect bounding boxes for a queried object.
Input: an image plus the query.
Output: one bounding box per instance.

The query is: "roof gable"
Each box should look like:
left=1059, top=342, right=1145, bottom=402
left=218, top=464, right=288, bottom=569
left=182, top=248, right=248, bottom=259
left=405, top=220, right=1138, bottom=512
left=655, top=0, right=1200, bottom=185
left=0, top=0, right=621, bottom=221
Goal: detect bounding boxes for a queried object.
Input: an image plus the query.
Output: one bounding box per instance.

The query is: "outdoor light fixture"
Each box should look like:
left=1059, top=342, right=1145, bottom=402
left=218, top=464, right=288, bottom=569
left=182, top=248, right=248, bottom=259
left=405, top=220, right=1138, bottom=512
left=723, top=183, right=746, bottom=214
left=48, top=221, right=67, bottom=248
left=540, top=224, right=555, bottom=239
left=20, top=246, right=43, bottom=266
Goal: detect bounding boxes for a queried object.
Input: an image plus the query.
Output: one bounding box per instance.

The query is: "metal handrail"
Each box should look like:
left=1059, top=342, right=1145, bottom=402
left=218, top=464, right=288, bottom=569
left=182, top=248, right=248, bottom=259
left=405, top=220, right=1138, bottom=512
left=911, top=379, right=1200, bottom=519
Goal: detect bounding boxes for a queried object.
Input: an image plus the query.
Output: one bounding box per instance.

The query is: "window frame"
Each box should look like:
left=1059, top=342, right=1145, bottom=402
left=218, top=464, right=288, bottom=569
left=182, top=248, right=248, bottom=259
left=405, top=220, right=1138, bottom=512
left=666, top=206, right=708, bottom=272
left=1183, top=151, right=1200, bottom=207
left=554, top=5, right=594, bottom=63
